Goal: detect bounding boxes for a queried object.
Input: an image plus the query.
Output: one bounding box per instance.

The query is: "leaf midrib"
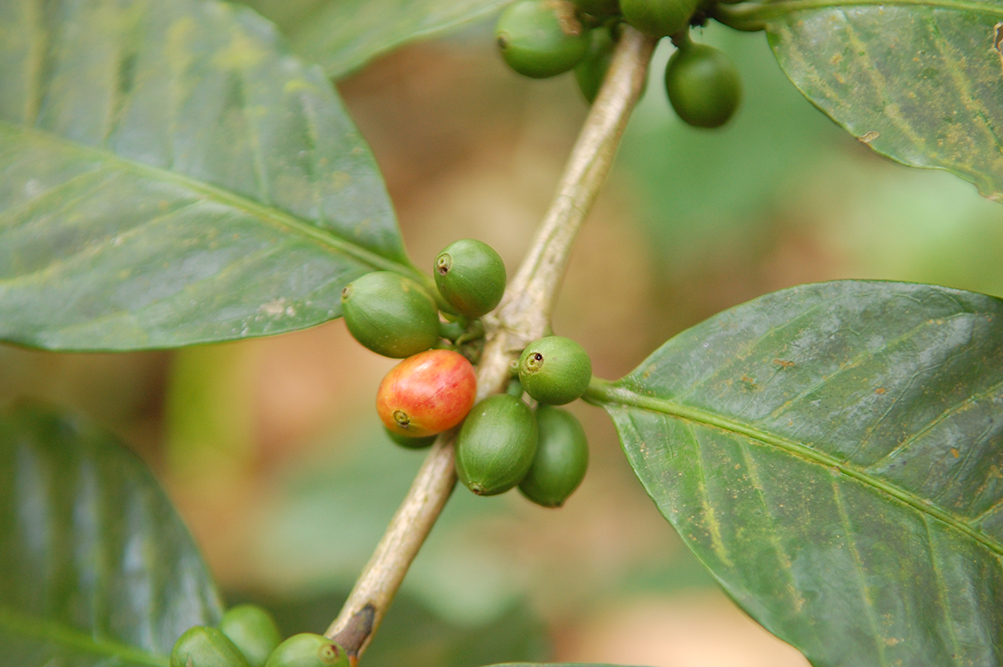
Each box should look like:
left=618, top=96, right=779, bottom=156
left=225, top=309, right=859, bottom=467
left=587, top=379, right=1003, bottom=558
left=0, top=605, right=168, bottom=666
left=716, top=0, right=1003, bottom=25
left=0, top=120, right=419, bottom=281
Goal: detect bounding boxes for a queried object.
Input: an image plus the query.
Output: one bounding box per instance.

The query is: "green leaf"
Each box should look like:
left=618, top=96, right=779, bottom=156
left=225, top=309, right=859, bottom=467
left=714, top=0, right=1003, bottom=200
left=0, top=402, right=222, bottom=666
left=0, top=0, right=418, bottom=351
left=484, top=664, right=638, bottom=666
left=587, top=281, right=1003, bottom=667
left=237, top=0, right=510, bottom=78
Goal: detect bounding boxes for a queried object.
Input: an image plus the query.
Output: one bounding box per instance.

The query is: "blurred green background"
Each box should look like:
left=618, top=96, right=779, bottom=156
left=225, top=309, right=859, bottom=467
left=3, top=14, right=1002, bottom=667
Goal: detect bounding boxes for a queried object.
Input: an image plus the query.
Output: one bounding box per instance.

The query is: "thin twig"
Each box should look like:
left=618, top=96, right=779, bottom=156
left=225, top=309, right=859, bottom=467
left=325, top=26, right=657, bottom=656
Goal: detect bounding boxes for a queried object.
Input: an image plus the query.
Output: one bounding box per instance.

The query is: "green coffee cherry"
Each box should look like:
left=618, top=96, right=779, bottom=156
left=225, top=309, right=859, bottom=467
left=518, top=336, right=592, bottom=405
left=496, top=0, right=590, bottom=79
left=385, top=425, right=438, bottom=449
left=341, top=271, right=440, bottom=358
left=665, top=43, right=742, bottom=128
left=456, top=394, right=539, bottom=496
left=519, top=406, right=589, bottom=507
left=219, top=605, right=282, bottom=667
left=620, top=0, right=700, bottom=37
left=171, top=626, right=250, bottom=667
left=263, top=633, right=349, bottom=667
left=434, top=239, right=507, bottom=319
left=574, top=26, right=616, bottom=103
left=573, top=0, right=621, bottom=16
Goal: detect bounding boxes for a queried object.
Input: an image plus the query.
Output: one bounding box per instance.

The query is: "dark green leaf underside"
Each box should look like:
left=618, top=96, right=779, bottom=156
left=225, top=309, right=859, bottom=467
left=237, top=0, right=510, bottom=78
left=717, top=0, right=1003, bottom=200
left=0, top=0, right=411, bottom=350
left=0, top=402, right=221, bottom=666
left=590, top=281, right=1003, bottom=667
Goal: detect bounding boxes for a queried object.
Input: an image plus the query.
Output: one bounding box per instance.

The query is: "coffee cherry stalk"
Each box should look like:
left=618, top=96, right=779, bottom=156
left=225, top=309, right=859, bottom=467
left=338, top=235, right=596, bottom=504
left=166, top=15, right=659, bottom=666
left=319, top=26, right=656, bottom=659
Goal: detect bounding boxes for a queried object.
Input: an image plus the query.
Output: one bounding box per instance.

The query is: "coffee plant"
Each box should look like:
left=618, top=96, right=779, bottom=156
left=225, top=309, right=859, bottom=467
left=0, top=0, right=1001, bottom=665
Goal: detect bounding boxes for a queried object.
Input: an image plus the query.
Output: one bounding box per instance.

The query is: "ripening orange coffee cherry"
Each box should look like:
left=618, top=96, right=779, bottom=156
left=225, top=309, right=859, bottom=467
left=377, top=349, right=478, bottom=438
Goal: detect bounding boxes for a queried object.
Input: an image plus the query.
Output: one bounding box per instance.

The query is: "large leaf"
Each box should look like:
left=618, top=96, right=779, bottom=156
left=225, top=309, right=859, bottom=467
left=0, top=402, right=222, bottom=666
left=0, top=0, right=417, bottom=351
left=714, top=0, right=1003, bottom=200
left=587, top=281, right=1003, bottom=667
left=237, top=0, right=510, bottom=78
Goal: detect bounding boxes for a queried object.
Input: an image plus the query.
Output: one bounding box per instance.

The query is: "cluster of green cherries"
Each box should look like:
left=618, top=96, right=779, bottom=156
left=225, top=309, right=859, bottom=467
left=341, top=239, right=592, bottom=508
left=496, top=0, right=742, bottom=129
left=171, top=604, right=347, bottom=667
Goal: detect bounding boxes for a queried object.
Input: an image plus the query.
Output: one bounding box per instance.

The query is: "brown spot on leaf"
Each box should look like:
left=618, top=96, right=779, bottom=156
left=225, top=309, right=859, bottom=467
left=951, top=448, right=960, bottom=458
left=773, top=359, right=795, bottom=368
left=875, top=387, right=886, bottom=394
left=994, top=23, right=1003, bottom=74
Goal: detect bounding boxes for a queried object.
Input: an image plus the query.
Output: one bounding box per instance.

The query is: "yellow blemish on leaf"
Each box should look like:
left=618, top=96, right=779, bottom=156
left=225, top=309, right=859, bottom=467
left=212, top=31, right=266, bottom=71
left=859, top=131, right=880, bottom=144
left=283, top=79, right=317, bottom=95
left=332, top=172, right=352, bottom=189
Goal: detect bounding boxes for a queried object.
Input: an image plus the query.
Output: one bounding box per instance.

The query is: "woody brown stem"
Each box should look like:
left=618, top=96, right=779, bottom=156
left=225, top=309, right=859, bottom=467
left=325, top=26, right=657, bottom=657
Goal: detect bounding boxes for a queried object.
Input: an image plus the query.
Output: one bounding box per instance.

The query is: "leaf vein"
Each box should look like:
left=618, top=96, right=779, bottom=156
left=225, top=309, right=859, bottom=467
left=0, top=120, right=415, bottom=279
left=832, top=480, right=890, bottom=666
left=0, top=165, right=111, bottom=230
left=0, top=605, right=168, bottom=667
left=0, top=199, right=205, bottom=288
left=763, top=313, right=967, bottom=424
left=688, top=423, right=733, bottom=567
left=925, top=17, right=1003, bottom=154
left=923, top=514, right=964, bottom=661
left=587, top=381, right=1003, bottom=557
left=864, top=374, right=1003, bottom=472
left=234, top=49, right=272, bottom=207
left=674, top=302, right=826, bottom=402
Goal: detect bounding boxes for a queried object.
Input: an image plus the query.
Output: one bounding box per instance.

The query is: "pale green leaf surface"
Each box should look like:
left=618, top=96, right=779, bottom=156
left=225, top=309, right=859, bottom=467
left=0, top=0, right=414, bottom=351
left=715, top=0, right=1003, bottom=200
left=238, top=0, right=510, bottom=78
left=0, top=403, right=222, bottom=666
left=589, top=281, right=1003, bottom=667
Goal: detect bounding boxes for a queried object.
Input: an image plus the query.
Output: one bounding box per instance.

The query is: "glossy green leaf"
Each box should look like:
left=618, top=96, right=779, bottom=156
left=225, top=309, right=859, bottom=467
left=714, top=0, right=1003, bottom=200
left=588, top=281, right=1003, bottom=667
left=0, top=0, right=418, bottom=351
left=0, top=402, right=222, bottom=665
left=237, top=0, right=510, bottom=78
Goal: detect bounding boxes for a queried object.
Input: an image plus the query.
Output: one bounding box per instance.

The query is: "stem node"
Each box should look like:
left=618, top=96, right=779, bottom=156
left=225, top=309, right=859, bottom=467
left=326, top=26, right=658, bottom=658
